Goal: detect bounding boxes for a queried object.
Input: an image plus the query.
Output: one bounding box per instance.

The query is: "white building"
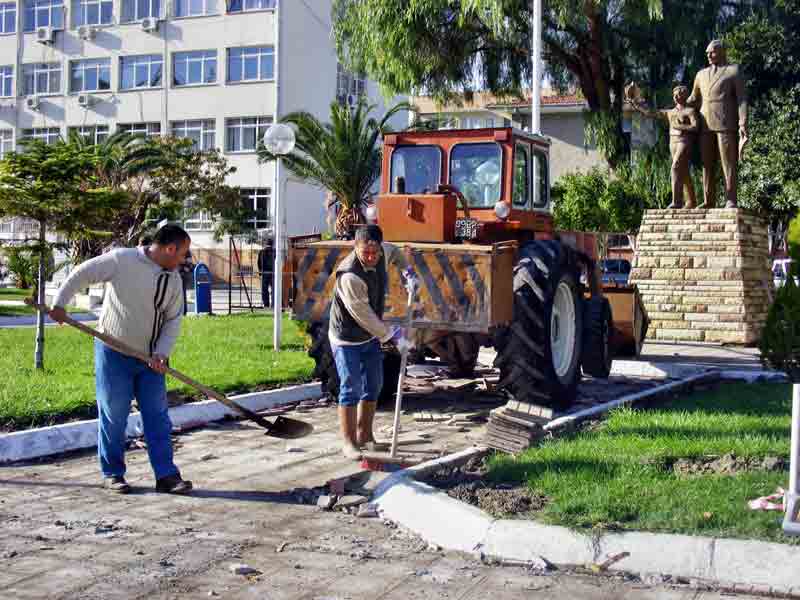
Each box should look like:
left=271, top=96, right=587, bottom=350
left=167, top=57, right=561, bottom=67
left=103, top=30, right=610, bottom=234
left=0, top=0, right=388, bottom=265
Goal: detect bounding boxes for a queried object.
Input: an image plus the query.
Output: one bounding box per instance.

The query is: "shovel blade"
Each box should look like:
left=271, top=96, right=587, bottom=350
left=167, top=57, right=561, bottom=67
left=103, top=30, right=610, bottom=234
left=265, top=416, right=314, bottom=439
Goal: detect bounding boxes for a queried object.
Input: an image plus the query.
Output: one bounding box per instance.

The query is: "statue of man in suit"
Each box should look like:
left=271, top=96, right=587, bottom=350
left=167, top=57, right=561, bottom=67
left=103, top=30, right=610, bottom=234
left=687, top=39, right=748, bottom=209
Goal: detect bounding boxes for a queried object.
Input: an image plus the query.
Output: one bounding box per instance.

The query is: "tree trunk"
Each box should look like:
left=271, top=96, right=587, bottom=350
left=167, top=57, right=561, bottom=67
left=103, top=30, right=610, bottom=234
left=34, top=222, right=46, bottom=370
left=335, top=206, right=364, bottom=240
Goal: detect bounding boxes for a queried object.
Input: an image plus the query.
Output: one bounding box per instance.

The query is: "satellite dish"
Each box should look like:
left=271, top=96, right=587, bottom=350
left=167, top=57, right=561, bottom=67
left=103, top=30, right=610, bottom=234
left=263, top=123, right=296, bottom=155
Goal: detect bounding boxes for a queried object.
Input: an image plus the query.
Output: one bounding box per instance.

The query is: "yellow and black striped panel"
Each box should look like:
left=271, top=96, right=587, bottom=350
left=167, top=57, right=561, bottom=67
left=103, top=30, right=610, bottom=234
left=292, top=243, right=495, bottom=333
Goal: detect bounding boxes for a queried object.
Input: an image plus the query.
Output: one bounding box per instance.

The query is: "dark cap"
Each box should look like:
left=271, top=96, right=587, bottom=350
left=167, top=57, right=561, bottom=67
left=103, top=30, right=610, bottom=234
left=354, top=224, right=383, bottom=244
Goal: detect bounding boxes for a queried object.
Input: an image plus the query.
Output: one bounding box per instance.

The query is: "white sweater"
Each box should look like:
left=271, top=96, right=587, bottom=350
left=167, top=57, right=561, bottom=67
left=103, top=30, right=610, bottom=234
left=54, top=248, right=184, bottom=357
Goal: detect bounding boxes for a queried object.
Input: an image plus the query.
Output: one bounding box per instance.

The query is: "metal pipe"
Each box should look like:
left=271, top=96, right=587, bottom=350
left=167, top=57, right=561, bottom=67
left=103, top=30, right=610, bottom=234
left=790, top=384, right=799, bottom=497
left=783, top=384, right=800, bottom=536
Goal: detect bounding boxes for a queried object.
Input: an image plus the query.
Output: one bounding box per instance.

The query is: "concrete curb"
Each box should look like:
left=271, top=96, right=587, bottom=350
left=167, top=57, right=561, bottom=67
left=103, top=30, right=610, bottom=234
left=370, top=372, right=800, bottom=595
left=0, top=382, right=322, bottom=464
left=374, top=476, right=800, bottom=595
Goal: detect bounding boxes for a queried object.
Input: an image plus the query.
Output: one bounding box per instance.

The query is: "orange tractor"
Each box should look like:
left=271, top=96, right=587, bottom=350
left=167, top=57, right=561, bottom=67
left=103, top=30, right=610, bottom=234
left=291, top=127, right=648, bottom=412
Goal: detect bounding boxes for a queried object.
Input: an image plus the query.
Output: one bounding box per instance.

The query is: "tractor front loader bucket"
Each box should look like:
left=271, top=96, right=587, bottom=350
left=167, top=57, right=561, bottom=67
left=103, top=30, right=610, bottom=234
left=603, top=284, right=650, bottom=358
left=291, top=240, right=516, bottom=334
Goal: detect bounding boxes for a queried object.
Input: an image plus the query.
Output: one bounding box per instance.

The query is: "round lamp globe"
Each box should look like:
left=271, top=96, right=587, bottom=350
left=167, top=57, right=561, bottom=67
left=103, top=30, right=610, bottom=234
left=264, top=123, right=296, bottom=155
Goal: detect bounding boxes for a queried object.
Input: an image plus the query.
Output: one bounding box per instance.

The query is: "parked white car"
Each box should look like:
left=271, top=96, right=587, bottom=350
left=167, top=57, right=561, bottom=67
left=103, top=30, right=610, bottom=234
left=773, top=258, right=798, bottom=288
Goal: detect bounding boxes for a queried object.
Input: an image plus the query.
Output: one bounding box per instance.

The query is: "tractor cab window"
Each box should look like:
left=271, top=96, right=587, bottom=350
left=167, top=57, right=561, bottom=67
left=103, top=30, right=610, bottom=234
left=390, top=145, right=442, bottom=194
left=449, top=142, right=502, bottom=208
left=513, top=142, right=530, bottom=208
left=533, top=149, right=549, bottom=208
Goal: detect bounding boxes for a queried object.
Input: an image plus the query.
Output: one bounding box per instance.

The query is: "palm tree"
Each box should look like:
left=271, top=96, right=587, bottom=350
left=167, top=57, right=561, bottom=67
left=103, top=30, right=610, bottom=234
left=258, top=99, right=413, bottom=239
left=68, top=130, right=170, bottom=258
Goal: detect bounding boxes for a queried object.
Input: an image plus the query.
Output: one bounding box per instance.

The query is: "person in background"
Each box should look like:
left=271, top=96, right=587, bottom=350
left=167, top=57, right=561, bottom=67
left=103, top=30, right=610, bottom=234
left=178, top=249, right=194, bottom=315
left=257, top=240, right=275, bottom=309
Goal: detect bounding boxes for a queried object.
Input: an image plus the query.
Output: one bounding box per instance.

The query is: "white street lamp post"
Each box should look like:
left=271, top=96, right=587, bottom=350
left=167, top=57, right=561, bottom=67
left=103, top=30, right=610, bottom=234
left=532, top=0, right=542, bottom=134
left=264, top=123, right=296, bottom=351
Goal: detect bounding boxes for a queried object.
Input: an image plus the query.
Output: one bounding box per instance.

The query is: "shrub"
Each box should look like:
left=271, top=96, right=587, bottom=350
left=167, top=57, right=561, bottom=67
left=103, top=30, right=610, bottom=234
left=760, top=273, right=800, bottom=382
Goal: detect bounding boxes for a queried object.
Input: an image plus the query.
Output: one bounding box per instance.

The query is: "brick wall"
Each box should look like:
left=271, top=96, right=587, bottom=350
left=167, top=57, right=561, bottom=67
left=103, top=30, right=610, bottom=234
left=629, top=209, right=772, bottom=345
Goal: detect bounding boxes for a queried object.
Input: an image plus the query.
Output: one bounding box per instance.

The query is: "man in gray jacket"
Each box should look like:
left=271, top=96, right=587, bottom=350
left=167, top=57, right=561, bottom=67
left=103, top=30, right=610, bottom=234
left=50, top=225, right=192, bottom=494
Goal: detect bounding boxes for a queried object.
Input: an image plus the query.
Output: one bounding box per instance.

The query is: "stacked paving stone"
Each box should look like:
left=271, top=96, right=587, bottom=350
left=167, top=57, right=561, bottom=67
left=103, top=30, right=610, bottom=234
left=485, top=401, right=550, bottom=454
left=629, top=208, right=772, bottom=345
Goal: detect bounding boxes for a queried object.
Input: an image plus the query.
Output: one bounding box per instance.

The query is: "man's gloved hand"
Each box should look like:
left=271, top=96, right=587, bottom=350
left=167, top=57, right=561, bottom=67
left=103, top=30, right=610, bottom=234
left=388, top=326, right=414, bottom=353
left=402, top=267, right=418, bottom=296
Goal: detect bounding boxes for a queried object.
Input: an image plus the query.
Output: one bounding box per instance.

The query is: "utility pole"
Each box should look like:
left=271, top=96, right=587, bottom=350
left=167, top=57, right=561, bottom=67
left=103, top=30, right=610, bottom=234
left=531, top=0, right=542, bottom=134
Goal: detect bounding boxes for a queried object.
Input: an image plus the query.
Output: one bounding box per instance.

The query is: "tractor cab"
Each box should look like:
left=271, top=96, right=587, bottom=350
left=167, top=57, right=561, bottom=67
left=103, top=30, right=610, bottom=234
left=376, top=128, right=555, bottom=244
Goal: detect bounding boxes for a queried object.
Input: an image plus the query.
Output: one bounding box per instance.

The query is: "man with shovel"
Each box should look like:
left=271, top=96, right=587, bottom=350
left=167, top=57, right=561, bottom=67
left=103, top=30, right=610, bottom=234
left=329, top=225, right=412, bottom=460
left=49, top=224, right=193, bottom=495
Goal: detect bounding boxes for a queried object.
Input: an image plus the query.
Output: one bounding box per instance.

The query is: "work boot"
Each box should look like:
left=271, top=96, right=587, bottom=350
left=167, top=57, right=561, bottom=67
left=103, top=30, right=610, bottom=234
left=339, top=405, right=362, bottom=461
left=104, top=476, right=131, bottom=494
left=155, top=473, right=193, bottom=495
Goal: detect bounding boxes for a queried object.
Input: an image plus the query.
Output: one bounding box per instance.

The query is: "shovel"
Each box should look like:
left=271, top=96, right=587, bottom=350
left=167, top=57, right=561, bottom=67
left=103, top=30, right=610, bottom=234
left=27, top=301, right=313, bottom=439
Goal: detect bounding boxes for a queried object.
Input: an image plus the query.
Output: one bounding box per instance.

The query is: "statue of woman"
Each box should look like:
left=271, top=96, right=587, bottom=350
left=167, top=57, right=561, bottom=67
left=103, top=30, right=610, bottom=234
left=625, top=84, right=700, bottom=209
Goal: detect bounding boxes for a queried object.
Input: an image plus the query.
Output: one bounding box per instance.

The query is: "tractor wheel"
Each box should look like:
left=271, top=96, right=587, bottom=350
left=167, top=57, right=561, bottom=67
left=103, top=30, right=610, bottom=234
left=308, top=322, right=400, bottom=405
left=581, top=296, right=613, bottom=378
left=427, top=333, right=481, bottom=378
left=308, top=322, right=339, bottom=401
left=380, top=352, right=401, bottom=405
left=493, top=240, right=583, bottom=410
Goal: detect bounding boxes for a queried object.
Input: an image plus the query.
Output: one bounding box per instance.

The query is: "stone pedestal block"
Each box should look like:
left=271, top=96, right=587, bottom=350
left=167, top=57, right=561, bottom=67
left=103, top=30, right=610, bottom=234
left=629, top=208, right=772, bottom=345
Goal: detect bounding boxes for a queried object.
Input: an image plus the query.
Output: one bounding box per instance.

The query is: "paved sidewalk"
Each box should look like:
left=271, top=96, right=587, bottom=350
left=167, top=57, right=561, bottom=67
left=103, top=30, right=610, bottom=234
left=640, top=341, right=762, bottom=371
left=0, top=408, right=767, bottom=600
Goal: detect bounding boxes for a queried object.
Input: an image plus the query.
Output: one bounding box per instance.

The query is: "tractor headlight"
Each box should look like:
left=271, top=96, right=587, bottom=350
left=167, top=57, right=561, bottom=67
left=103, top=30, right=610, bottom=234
left=494, top=202, right=511, bottom=220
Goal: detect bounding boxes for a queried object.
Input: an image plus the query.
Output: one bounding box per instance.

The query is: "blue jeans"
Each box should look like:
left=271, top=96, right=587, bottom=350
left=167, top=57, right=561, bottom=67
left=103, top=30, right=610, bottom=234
left=332, top=339, right=383, bottom=406
left=94, top=339, right=179, bottom=480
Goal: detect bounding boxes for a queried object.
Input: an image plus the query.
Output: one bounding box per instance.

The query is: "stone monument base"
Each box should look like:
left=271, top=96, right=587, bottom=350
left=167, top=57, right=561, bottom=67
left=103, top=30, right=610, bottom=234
left=629, top=208, right=772, bottom=345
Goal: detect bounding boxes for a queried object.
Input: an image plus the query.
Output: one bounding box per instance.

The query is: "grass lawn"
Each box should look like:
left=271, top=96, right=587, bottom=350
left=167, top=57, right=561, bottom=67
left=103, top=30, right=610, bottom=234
left=0, top=313, right=313, bottom=431
left=488, top=382, right=795, bottom=543
left=0, top=287, right=81, bottom=317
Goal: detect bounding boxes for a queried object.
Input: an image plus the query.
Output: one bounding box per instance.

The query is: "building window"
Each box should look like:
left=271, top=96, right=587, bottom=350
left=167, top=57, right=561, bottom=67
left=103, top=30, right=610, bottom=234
left=226, top=0, right=273, bottom=13
left=22, top=63, right=61, bottom=95
left=183, top=200, right=213, bottom=231
left=70, top=58, right=111, bottom=93
left=171, top=119, right=215, bottom=150
left=120, top=54, right=163, bottom=90
left=226, top=46, right=273, bottom=83
left=173, top=50, right=216, bottom=86
left=69, top=124, right=108, bottom=144
left=21, top=127, right=61, bottom=145
left=121, top=0, right=159, bottom=21
left=336, top=62, right=365, bottom=104
left=0, top=3, right=16, bottom=33
left=0, top=129, right=13, bottom=156
left=118, top=122, right=161, bottom=137
left=240, top=188, right=271, bottom=230
left=72, top=0, right=112, bottom=25
left=23, top=0, right=64, bottom=30
left=225, top=116, right=271, bottom=153
left=174, top=0, right=216, bottom=17
left=0, top=66, right=13, bottom=97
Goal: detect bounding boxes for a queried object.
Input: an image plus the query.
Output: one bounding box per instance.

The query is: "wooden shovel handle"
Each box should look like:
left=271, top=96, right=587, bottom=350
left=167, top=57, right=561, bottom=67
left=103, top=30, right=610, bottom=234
left=28, top=301, right=276, bottom=431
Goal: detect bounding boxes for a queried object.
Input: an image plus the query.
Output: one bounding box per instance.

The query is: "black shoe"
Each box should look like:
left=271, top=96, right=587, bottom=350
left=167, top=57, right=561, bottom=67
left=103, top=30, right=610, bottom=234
left=155, top=474, right=193, bottom=495
left=104, top=476, right=131, bottom=494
